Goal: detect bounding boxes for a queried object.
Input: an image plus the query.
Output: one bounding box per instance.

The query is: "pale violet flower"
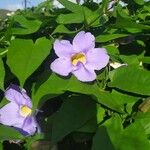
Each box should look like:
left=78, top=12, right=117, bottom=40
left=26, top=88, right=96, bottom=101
left=50, top=31, right=109, bottom=82
left=0, top=84, right=38, bottom=136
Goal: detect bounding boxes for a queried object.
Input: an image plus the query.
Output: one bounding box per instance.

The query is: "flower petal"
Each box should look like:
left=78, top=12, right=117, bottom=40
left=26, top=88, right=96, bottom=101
left=51, top=58, right=73, bottom=76
left=22, top=117, right=37, bottom=135
left=73, top=31, right=95, bottom=52
left=0, top=102, right=24, bottom=127
left=54, top=40, right=74, bottom=57
left=5, top=84, right=32, bottom=107
left=72, top=65, right=96, bottom=82
left=21, top=89, right=32, bottom=107
left=85, top=48, right=109, bottom=70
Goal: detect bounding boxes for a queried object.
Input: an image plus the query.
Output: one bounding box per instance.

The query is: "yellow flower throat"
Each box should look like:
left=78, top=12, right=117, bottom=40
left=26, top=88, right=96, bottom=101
left=71, top=53, right=86, bottom=66
left=20, top=105, right=32, bottom=117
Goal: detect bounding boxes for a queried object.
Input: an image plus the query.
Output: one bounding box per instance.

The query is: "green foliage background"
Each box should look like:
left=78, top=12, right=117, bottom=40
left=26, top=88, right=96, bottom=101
left=0, top=0, right=150, bottom=149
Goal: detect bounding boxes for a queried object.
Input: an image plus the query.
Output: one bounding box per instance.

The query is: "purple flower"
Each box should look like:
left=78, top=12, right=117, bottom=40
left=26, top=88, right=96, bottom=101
left=0, top=84, right=38, bottom=136
left=50, top=31, right=109, bottom=82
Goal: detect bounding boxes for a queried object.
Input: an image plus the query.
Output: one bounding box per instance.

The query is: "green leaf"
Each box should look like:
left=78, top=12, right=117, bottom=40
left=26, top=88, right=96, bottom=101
left=77, top=104, right=105, bottom=133
left=43, top=113, right=57, bottom=140
left=32, top=73, right=68, bottom=109
left=12, top=15, right=42, bottom=35
left=96, top=105, right=105, bottom=124
left=76, top=117, right=97, bottom=133
left=135, top=111, right=150, bottom=135
left=115, top=11, right=150, bottom=30
left=83, top=7, right=99, bottom=26
left=111, top=90, right=137, bottom=114
left=141, top=57, right=150, bottom=64
left=7, top=37, right=52, bottom=86
left=34, top=0, right=53, bottom=12
left=109, top=66, right=150, bottom=96
left=0, top=98, right=9, bottom=108
left=0, top=125, right=23, bottom=140
left=0, top=142, right=3, bottom=150
left=66, top=77, right=124, bottom=112
left=93, top=91, right=124, bottom=113
left=100, top=0, right=110, bottom=13
left=103, top=45, right=119, bottom=55
left=92, top=115, right=121, bottom=150
left=96, top=34, right=129, bottom=43
left=58, top=0, right=82, bottom=13
left=144, top=6, right=150, bottom=13
left=92, top=115, right=150, bottom=150
left=119, top=122, right=150, bottom=150
left=120, top=55, right=140, bottom=66
left=56, top=13, right=84, bottom=24
left=52, top=24, right=76, bottom=35
left=111, top=90, right=138, bottom=104
left=51, top=95, right=96, bottom=142
left=0, top=58, right=5, bottom=90
left=83, top=0, right=109, bottom=27
left=92, top=126, right=115, bottom=150
left=133, top=0, right=144, bottom=5
left=76, top=104, right=105, bottom=133
left=33, top=74, right=124, bottom=113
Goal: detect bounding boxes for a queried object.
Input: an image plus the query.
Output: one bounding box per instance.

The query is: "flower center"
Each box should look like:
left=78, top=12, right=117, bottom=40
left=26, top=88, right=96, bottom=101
left=71, top=53, right=86, bottom=66
left=20, top=105, right=32, bottom=117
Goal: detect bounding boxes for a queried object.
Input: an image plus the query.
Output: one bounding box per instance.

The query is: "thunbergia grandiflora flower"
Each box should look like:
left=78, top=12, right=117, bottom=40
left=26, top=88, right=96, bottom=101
left=0, top=84, right=38, bottom=135
left=50, top=31, right=109, bottom=82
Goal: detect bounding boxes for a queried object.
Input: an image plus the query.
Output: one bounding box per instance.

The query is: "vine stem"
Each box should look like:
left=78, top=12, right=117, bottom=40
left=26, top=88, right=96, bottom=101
left=0, top=49, right=8, bottom=56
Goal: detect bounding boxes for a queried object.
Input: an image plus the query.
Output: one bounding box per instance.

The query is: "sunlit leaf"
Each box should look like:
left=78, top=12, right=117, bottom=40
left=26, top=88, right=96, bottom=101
left=7, top=37, right=52, bottom=86
left=12, top=15, right=42, bottom=35
left=92, top=115, right=150, bottom=150
left=52, top=24, right=77, bottom=34
left=133, top=0, right=144, bottom=5
left=58, top=0, right=82, bottom=13
left=109, top=66, right=150, bottom=95
left=57, top=13, right=84, bottom=24
left=33, top=74, right=124, bottom=112
left=115, top=10, right=150, bottom=30
left=96, top=34, right=129, bottom=42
